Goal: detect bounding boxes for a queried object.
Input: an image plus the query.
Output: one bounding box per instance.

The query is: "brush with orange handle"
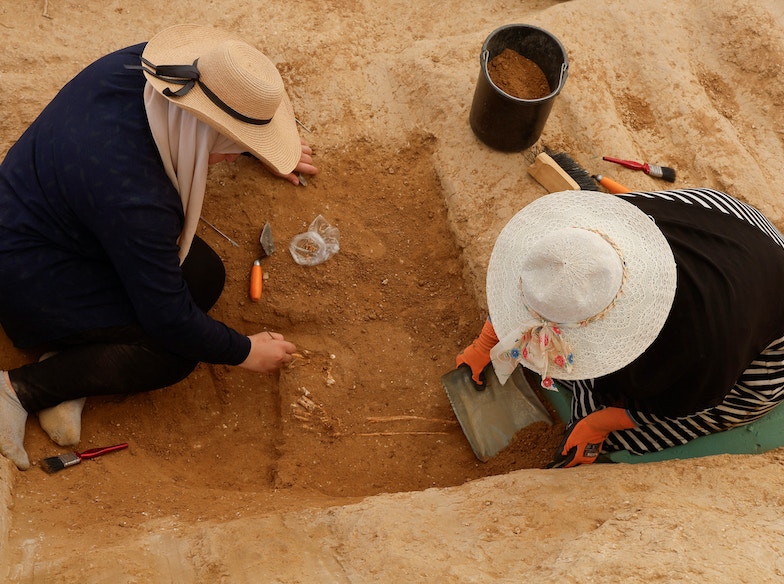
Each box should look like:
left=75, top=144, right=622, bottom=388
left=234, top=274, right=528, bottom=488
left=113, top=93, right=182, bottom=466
left=592, top=174, right=631, bottom=194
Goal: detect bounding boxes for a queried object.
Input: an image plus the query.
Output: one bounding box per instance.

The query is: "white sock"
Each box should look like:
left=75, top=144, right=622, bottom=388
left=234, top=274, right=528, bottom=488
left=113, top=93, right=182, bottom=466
left=0, top=372, right=30, bottom=470
left=38, top=398, right=87, bottom=446
left=36, top=351, right=87, bottom=446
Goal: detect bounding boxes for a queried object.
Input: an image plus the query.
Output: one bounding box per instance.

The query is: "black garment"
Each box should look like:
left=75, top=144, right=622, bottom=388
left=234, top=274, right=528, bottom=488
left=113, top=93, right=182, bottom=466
left=9, top=236, right=225, bottom=413
left=590, top=189, right=784, bottom=418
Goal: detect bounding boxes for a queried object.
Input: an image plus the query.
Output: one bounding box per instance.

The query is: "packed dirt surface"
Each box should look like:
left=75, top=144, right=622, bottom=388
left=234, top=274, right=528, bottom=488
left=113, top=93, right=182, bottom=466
left=2, top=0, right=784, bottom=582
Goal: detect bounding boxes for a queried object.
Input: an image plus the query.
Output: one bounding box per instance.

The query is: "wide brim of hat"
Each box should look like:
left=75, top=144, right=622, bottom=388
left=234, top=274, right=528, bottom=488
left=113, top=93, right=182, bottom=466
left=486, top=190, right=677, bottom=380
left=142, top=24, right=300, bottom=175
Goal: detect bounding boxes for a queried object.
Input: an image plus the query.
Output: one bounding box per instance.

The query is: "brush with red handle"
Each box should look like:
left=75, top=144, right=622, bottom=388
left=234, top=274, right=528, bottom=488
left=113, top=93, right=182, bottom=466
left=40, top=443, right=129, bottom=474
left=602, top=156, right=676, bottom=183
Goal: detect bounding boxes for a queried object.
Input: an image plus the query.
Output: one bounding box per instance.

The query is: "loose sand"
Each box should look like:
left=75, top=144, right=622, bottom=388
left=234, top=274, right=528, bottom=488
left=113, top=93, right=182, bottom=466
left=1, top=0, right=784, bottom=582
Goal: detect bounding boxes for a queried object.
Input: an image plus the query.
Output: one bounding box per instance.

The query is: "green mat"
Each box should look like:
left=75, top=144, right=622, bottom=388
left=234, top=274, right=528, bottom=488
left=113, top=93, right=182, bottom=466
left=539, top=379, right=784, bottom=464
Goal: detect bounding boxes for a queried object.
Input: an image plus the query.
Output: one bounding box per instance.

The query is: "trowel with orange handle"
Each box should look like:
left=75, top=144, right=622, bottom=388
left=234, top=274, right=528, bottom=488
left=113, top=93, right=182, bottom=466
left=250, top=222, right=275, bottom=302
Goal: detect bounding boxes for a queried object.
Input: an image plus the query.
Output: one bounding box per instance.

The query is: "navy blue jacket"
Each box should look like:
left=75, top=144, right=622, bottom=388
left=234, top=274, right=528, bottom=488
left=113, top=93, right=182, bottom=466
left=0, top=43, right=250, bottom=365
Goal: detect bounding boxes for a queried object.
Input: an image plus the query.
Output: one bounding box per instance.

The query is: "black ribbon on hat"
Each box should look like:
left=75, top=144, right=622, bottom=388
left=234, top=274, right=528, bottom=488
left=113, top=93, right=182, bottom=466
left=125, top=57, right=272, bottom=126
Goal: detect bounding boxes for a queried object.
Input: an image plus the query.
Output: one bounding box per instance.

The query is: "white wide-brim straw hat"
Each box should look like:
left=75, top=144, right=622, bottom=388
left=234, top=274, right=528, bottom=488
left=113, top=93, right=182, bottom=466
left=141, top=24, right=301, bottom=174
left=487, top=190, right=677, bottom=381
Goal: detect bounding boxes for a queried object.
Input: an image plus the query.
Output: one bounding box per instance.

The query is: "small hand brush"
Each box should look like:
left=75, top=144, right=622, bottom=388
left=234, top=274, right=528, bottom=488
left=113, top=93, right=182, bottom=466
left=40, top=442, right=128, bottom=474
left=602, top=156, right=676, bottom=182
left=592, top=174, right=631, bottom=194
left=545, top=150, right=600, bottom=191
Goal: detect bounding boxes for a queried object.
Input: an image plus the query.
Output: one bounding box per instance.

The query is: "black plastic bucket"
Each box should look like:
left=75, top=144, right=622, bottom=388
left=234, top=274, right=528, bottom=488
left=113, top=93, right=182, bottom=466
left=469, top=24, right=568, bottom=152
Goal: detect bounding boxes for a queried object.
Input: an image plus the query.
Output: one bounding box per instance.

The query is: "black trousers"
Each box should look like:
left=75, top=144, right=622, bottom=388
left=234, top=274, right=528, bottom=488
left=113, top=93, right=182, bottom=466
left=10, top=236, right=225, bottom=413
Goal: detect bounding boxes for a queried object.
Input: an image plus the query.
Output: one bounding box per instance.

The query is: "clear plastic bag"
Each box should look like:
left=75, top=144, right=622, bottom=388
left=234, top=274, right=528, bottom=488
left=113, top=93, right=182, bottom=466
left=289, top=215, right=340, bottom=266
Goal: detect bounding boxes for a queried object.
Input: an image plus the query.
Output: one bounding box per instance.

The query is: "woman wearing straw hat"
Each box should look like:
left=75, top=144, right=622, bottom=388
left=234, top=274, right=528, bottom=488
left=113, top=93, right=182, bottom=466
left=0, top=25, right=318, bottom=470
left=457, top=188, right=784, bottom=468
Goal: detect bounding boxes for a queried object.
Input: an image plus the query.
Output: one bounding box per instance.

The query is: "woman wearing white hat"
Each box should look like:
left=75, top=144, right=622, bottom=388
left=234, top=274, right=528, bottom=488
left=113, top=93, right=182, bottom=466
left=457, top=188, right=784, bottom=467
left=0, top=25, right=318, bottom=470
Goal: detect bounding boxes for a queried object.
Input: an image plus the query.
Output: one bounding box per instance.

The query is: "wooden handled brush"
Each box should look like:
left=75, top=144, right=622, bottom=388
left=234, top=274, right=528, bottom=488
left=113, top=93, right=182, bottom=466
left=528, top=151, right=600, bottom=193
left=40, top=443, right=129, bottom=474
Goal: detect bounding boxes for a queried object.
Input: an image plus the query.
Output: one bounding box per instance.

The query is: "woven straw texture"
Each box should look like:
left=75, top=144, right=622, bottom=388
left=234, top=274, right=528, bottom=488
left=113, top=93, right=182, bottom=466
left=486, top=190, right=677, bottom=380
left=142, top=24, right=300, bottom=174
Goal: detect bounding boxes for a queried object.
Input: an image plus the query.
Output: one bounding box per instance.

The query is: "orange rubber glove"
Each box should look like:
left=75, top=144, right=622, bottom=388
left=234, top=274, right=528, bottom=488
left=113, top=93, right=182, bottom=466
left=548, top=407, right=636, bottom=468
left=455, top=318, right=498, bottom=385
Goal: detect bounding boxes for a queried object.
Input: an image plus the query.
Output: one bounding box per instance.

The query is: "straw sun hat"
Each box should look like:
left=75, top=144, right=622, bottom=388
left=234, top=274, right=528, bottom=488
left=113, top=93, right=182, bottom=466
left=139, top=24, right=301, bottom=174
left=487, top=190, right=677, bottom=387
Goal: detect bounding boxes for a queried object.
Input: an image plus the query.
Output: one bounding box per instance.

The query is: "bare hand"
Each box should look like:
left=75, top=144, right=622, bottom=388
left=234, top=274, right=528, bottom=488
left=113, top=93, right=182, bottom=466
left=239, top=331, right=297, bottom=373
left=270, top=138, right=319, bottom=186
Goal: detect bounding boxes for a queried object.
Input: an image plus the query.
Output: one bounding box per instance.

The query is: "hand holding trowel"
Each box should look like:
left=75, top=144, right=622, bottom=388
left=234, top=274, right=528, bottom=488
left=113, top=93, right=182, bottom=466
left=455, top=319, right=499, bottom=386
left=443, top=319, right=552, bottom=461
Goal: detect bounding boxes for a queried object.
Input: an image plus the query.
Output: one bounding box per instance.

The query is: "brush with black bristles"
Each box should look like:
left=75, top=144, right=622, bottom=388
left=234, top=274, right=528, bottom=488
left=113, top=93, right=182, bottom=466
left=544, top=150, right=600, bottom=191
left=602, top=156, right=676, bottom=183
left=40, top=442, right=128, bottom=474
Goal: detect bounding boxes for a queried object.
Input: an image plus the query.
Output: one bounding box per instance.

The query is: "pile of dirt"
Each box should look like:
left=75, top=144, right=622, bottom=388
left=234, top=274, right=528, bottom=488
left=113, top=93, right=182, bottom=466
left=488, top=48, right=551, bottom=99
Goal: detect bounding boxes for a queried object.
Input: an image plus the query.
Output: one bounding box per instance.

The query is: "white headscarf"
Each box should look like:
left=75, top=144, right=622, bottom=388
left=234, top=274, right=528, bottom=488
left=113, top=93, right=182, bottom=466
left=143, top=82, right=245, bottom=263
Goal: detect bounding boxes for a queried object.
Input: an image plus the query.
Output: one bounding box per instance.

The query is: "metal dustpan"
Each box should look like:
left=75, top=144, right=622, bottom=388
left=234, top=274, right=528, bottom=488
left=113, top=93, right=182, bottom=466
left=442, top=364, right=552, bottom=461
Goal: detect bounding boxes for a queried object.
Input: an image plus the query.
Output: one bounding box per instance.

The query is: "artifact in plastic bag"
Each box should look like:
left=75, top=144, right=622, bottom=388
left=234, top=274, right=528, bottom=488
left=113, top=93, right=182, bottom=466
left=289, top=215, right=340, bottom=266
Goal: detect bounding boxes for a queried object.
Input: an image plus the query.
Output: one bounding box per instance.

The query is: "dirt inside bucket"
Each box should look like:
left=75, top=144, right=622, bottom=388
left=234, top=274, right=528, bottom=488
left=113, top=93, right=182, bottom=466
left=488, top=48, right=551, bottom=99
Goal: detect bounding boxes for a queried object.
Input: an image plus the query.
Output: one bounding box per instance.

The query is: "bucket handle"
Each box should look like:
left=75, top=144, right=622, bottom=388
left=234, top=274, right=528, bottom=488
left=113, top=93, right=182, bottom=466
left=555, top=62, right=569, bottom=93
left=481, top=51, right=570, bottom=95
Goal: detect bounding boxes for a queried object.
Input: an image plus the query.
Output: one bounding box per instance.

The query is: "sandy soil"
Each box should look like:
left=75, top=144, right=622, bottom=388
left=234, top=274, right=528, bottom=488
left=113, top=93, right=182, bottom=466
left=1, top=0, right=784, bottom=582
